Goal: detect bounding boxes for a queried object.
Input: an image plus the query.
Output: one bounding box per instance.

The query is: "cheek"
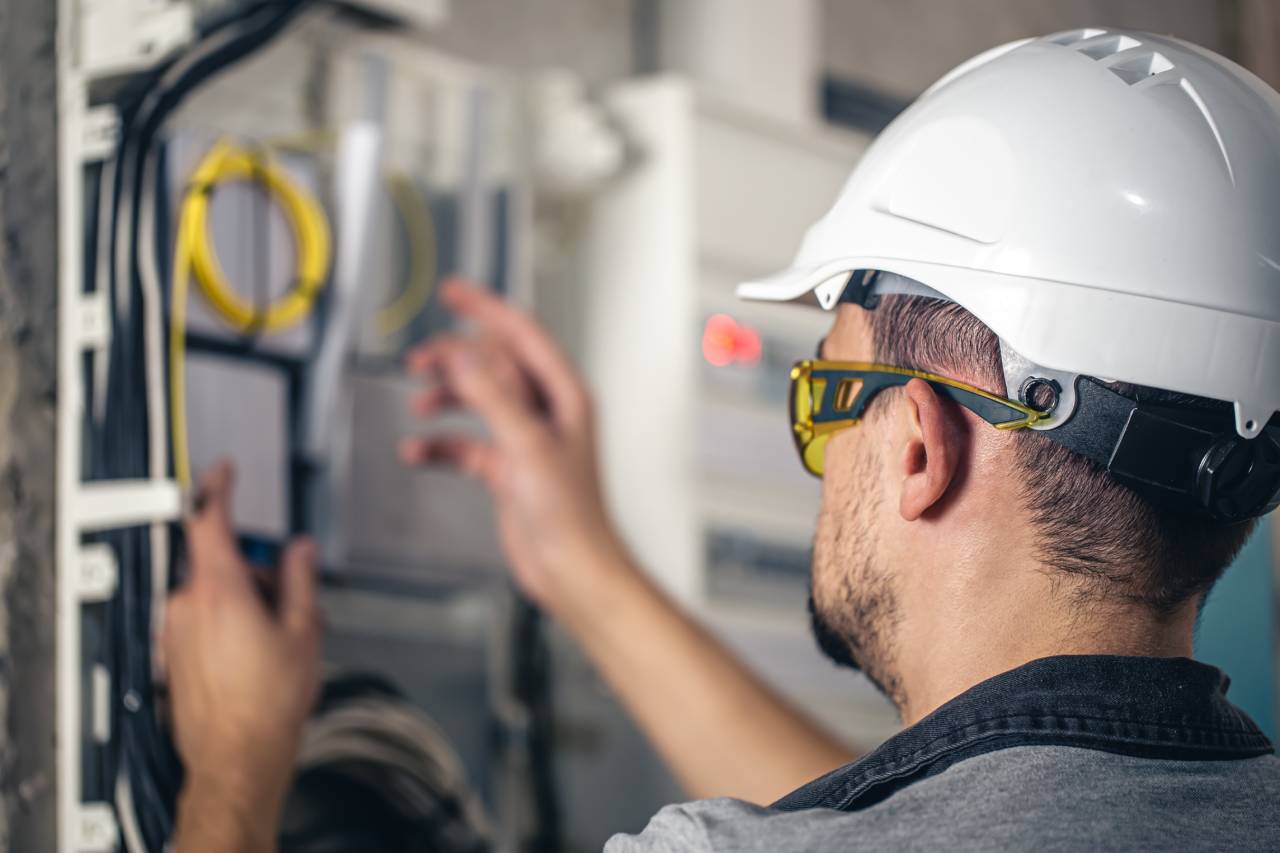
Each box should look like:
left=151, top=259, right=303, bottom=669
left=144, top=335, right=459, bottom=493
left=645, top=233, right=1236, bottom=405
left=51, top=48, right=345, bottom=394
left=821, top=426, right=864, bottom=491
left=815, top=426, right=885, bottom=552
left=814, top=432, right=863, bottom=574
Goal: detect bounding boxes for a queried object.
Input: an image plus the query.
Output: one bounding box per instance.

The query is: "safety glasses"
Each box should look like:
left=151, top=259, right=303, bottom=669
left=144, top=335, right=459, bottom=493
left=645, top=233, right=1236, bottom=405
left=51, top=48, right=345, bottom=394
left=789, top=360, right=1046, bottom=477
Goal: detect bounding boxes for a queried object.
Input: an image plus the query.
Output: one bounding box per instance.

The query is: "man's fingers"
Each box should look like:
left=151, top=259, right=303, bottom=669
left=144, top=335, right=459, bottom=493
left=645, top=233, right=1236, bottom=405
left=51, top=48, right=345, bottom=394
left=441, top=345, right=548, bottom=452
left=440, top=280, right=589, bottom=428
left=405, top=333, right=465, bottom=377
left=279, top=538, right=319, bottom=638
left=408, top=334, right=536, bottom=418
left=399, top=434, right=499, bottom=484
left=184, top=461, right=246, bottom=587
left=411, top=384, right=458, bottom=418
left=481, top=340, right=539, bottom=411
left=191, top=460, right=235, bottom=530
left=398, top=436, right=434, bottom=465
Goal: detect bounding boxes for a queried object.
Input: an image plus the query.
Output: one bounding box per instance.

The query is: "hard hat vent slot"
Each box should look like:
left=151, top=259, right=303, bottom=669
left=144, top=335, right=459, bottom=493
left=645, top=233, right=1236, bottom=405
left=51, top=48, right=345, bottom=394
left=1108, top=51, right=1174, bottom=84
left=1046, top=28, right=1107, bottom=46
left=1077, top=34, right=1142, bottom=60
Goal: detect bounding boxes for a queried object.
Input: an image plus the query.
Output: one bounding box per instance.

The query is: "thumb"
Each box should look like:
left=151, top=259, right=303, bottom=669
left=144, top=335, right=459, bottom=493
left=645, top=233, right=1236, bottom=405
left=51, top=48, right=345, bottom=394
left=279, top=538, right=319, bottom=637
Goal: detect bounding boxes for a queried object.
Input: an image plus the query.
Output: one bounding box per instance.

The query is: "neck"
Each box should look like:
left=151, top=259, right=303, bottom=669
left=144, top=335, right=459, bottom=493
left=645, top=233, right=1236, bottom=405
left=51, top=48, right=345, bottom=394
left=892, top=550, right=1198, bottom=727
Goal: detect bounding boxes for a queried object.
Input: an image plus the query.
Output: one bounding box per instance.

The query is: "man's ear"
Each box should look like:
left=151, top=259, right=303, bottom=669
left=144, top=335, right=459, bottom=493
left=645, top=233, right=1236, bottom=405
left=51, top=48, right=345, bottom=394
left=899, top=378, right=965, bottom=521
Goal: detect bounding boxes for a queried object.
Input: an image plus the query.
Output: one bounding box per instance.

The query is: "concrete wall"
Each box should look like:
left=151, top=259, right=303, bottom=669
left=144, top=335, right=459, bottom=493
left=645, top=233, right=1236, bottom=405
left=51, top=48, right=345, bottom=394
left=1239, top=0, right=1280, bottom=89
left=408, top=0, right=1280, bottom=121
left=821, top=0, right=1234, bottom=97
left=0, top=0, right=59, bottom=849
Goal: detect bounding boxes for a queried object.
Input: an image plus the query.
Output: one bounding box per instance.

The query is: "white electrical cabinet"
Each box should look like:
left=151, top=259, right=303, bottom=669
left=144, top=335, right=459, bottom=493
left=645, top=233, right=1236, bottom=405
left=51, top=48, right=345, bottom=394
left=579, top=78, right=900, bottom=746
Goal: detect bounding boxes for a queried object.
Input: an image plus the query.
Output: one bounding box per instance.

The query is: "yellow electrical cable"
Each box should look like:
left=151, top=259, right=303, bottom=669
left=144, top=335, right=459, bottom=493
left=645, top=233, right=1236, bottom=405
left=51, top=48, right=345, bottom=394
left=264, top=129, right=440, bottom=335
left=169, top=186, right=198, bottom=489
left=377, top=173, right=438, bottom=338
left=187, top=141, right=332, bottom=333
left=261, top=132, right=438, bottom=338
left=170, top=139, right=332, bottom=487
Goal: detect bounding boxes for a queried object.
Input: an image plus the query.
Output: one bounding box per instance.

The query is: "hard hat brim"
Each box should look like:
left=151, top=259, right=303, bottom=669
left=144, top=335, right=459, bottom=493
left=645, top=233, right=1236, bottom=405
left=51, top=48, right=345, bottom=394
left=737, top=257, right=1280, bottom=440
left=735, top=267, right=823, bottom=306
left=736, top=261, right=866, bottom=308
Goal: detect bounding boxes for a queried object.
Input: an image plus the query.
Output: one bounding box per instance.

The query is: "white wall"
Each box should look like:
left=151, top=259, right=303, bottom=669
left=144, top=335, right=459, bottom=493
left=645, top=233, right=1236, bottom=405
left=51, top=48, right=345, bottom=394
left=658, top=0, right=820, bottom=125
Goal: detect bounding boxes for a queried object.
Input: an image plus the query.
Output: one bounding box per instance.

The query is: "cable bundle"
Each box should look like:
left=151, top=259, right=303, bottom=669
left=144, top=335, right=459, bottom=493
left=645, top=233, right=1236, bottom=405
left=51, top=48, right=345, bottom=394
left=92, top=3, right=315, bottom=850
left=280, top=673, right=491, bottom=853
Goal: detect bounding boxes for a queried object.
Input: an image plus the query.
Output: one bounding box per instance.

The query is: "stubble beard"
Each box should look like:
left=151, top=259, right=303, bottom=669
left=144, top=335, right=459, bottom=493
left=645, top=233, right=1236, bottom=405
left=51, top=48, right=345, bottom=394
left=808, top=446, right=907, bottom=711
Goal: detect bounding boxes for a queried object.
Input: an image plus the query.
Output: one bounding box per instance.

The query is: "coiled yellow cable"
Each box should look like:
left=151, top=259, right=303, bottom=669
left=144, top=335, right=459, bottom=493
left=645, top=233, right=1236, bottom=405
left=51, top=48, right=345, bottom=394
left=377, top=173, right=438, bottom=338
left=169, top=140, right=332, bottom=487
left=255, top=131, right=438, bottom=338
left=187, top=141, right=332, bottom=333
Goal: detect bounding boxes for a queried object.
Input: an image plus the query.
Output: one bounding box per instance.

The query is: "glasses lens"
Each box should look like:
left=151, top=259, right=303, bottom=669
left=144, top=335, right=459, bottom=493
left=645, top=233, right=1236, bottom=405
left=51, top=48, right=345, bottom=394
left=790, top=363, right=824, bottom=477
left=802, top=431, right=829, bottom=476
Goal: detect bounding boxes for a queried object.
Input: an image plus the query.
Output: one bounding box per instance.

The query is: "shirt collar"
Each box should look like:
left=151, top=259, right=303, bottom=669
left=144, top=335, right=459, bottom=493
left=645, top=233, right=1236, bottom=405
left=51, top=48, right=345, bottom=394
left=774, top=655, right=1273, bottom=812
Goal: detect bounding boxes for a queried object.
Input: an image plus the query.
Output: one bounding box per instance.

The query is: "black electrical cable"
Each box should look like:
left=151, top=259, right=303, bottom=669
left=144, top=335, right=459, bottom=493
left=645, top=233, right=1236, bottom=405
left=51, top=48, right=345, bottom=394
left=92, top=4, right=316, bottom=850
left=96, top=113, right=171, bottom=852
left=513, top=601, right=561, bottom=853
left=281, top=673, right=491, bottom=853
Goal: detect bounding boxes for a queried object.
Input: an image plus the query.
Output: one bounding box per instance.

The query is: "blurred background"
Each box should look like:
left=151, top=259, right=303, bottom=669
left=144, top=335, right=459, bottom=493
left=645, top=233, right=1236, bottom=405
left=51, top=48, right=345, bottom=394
left=4, top=1, right=1279, bottom=851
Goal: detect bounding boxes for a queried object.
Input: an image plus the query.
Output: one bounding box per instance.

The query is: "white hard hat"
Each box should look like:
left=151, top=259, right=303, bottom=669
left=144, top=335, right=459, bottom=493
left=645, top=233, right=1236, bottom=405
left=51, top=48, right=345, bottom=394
left=740, top=29, right=1280, bottom=520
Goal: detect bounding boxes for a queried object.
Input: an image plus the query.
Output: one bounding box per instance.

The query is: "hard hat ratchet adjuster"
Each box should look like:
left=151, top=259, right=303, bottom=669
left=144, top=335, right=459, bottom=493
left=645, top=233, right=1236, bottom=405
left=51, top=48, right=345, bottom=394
left=1042, top=377, right=1280, bottom=522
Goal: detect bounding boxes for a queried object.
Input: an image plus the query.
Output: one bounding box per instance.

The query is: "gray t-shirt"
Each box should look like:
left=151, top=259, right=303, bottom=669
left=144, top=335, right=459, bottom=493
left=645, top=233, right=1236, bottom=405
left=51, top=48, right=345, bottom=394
left=606, top=746, right=1280, bottom=852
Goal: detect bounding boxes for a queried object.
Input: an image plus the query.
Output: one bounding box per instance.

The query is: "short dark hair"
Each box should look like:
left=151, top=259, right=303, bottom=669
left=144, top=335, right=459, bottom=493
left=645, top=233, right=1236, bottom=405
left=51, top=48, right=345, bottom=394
left=867, top=294, right=1257, bottom=614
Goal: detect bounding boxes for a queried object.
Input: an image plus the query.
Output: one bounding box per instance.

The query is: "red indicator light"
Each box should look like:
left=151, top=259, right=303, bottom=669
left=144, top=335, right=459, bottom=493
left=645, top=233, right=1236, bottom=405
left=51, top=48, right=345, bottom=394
left=702, top=314, right=763, bottom=367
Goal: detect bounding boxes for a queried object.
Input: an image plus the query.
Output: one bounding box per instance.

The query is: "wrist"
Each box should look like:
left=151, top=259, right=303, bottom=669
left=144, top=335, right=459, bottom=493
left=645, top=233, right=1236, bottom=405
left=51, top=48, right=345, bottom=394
left=551, top=532, right=650, bottom=640
left=177, top=771, right=287, bottom=853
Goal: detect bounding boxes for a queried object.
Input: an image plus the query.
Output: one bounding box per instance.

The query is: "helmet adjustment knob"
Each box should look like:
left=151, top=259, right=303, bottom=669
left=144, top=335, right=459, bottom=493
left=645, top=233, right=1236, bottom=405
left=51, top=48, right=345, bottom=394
left=1195, top=431, right=1280, bottom=522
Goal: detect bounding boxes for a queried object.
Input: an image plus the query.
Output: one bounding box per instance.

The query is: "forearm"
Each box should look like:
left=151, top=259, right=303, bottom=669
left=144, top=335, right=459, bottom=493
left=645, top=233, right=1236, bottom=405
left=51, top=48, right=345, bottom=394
left=556, top=539, right=859, bottom=804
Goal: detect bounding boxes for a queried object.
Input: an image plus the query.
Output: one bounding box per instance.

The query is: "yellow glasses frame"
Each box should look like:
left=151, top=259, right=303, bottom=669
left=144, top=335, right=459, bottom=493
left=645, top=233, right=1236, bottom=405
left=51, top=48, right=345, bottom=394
left=789, top=360, right=1046, bottom=477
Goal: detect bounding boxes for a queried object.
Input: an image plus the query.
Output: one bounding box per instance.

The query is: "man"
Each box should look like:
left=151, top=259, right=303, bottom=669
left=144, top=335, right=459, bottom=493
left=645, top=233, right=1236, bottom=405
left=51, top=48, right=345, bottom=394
left=165, top=29, right=1280, bottom=851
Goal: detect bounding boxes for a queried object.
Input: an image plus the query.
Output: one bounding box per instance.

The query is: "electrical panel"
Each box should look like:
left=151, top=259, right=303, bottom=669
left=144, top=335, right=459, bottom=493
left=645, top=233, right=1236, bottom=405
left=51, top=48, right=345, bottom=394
left=158, top=27, right=528, bottom=584
left=55, top=4, right=547, bottom=851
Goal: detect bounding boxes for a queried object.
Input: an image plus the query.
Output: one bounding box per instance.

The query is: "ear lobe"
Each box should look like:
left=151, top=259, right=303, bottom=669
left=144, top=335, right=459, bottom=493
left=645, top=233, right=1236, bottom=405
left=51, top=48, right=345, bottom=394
left=899, top=378, right=964, bottom=521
